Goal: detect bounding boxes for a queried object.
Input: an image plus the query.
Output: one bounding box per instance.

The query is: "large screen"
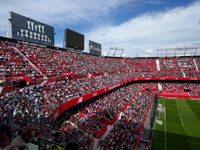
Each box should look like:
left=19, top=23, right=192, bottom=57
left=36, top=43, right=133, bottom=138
left=89, top=40, right=102, bottom=56
left=9, top=11, right=54, bottom=46
left=64, top=29, right=84, bottom=50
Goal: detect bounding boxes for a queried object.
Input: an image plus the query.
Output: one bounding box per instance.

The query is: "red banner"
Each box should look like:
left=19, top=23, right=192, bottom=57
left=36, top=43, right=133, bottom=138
left=158, top=94, right=200, bottom=100
left=6, top=76, right=32, bottom=83
left=60, top=72, right=75, bottom=78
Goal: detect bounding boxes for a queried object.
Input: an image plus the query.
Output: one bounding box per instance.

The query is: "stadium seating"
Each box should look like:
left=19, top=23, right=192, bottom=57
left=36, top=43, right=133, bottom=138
left=101, top=92, right=155, bottom=149
left=0, top=41, right=43, bottom=85
left=0, top=39, right=200, bottom=150
left=0, top=73, right=135, bottom=125
left=143, top=71, right=184, bottom=78
left=160, top=83, right=200, bottom=93
left=159, top=57, right=197, bottom=71
left=17, top=44, right=139, bottom=77
left=194, top=57, right=200, bottom=69
left=59, top=83, right=156, bottom=149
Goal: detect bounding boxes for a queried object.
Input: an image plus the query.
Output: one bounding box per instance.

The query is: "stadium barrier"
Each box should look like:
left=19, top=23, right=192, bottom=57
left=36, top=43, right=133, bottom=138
left=6, top=76, right=32, bottom=83
left=134, top=99, right=154, bottom=150
left=95, top=124, right=107, bottom=139
left=101, top=104, right=129, bottom=125
left=59, top=72, right=75, bottom=79
left=158, top=94, right=200, bottom=100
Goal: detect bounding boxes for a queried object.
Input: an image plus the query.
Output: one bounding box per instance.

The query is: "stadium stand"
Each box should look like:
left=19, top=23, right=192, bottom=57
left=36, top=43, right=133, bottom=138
left=159, top=57, right=197, bottom=71
left=0, top=41, right=43, bottom=85
left=0, top=38, right=200, bottom=150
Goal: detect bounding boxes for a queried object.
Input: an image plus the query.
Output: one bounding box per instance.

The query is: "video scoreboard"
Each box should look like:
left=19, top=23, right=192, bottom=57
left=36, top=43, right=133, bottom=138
left=64, top=29, right=84, bottom=50
left=89, top=40, right=102, bottom=56
left=9, top=11, right=54, bottom=46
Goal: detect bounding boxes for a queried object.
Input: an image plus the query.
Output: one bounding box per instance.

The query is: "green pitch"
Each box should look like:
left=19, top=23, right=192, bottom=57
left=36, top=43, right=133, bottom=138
left=152, top=98, right=200, bottom=150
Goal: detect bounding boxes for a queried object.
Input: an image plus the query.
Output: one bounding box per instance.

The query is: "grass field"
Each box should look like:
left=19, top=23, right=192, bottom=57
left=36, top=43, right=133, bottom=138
left=152, top=98, right=200, bottom=150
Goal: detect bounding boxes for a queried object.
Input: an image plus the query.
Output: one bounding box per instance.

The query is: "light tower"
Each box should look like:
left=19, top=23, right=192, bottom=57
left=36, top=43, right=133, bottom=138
left=106, top=47, right=124, bottom=57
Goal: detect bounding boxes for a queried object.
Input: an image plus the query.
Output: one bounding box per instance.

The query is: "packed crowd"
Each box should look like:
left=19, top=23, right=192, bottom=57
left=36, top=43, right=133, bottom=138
left=0, top=41, right=43, bottom=85
left=1, top=39, right=200, bottom=150
left=159, top=57, right=196, bottom=71
left=160, top=82, right=200, bottom=96
left=195, top=57, right=200, bottom=70
left=44, top=73, right=135, bottom=105
left=17, top=44, right=138, bottom=77
left=66, top=87, right=134, bottom=137
left=101, top=92, right=155, bottom=150
left=61, top=121, right=93, bottom=149
left=143, top=71, right=184, bottom=78
left=0, top=124, right=35, bottom=150
left=0, top=123, right=82, bottom=150
left=0, top=81, right=157, bottom=149
left=184, top=71, right=200, bottom=78
left=60, top=83, right=157, bottom=149
left=0, top=73, right=136, bottom=127
left=122, top=58, right=157, bottom=72
left=1, top=41, right=200, bottom=86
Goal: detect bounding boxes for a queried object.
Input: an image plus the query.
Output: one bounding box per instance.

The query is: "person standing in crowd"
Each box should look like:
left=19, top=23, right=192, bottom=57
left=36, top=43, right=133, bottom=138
left=53, top=132, right=62, bottom=144
left=49, top=132, right=62, bottom=150
left=64, top=142, right=79, bottom=150
left=9, top=126, right=35, bottom=149
left=0, top=124, right=13, bottom=150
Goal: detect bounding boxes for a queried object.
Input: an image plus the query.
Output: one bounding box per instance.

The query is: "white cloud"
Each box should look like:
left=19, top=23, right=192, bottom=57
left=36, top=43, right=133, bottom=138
left=86, top=1, right=200, bottom=57
left=0, top=0, right=200, bottom=57
left=146, top=49, right=153, bottom=53
left=0, top=0, right=137, bottom=33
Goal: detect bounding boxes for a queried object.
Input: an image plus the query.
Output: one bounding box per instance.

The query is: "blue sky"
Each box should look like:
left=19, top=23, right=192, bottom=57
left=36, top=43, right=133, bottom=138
left=0, top=0, right=200, bottom=57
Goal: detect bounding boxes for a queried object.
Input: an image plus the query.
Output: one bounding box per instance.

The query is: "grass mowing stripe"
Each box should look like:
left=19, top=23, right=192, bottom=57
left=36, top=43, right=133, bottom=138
left=167, top=137, right=200, bottom=145
left=174, top=100, right=189, bottom=149
left=179, top=100, right=200, bottom=150
left=152, top=99, right=165, bottom=150
left=185, top=100, right=200, bottom=124
left=177, top=105, right=184, bottom=127
left=164, top=100, right=167, bottom=150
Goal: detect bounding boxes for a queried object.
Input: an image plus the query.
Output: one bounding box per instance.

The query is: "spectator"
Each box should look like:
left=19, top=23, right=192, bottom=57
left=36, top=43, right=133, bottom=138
left=0, top=124, right=13, bottom=149
left=9, top=127, right=35, bottom=149
left=53, top=132, right=62, bottom=144
left=64, top=142, right=79, bottom=150
left=50, top=144, right=63, bottom=150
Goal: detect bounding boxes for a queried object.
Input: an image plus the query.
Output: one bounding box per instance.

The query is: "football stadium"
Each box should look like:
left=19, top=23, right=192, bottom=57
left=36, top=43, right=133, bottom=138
left=0, top=1, right=200, bottom=150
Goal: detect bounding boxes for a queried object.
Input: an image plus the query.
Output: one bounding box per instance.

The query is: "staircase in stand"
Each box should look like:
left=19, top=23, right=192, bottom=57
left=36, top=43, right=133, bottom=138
left=12, top=46, right=48, bottom=80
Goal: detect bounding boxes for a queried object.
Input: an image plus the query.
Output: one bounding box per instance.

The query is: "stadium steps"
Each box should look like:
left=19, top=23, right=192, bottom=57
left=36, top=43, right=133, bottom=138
left=94, top=125, right=114, bottom=150
left=121, top=59, right=132, bottom=71
left=67, top=120, right=97, bottom=139
left=182, top=71, right=186, bottom=77
left=0, top=86, right=3, bottom=94
left=100, top=125, right=114, bottom=140
left=193, top=58, right=199, bottom=71
left=93, top=139, right=99, bottom=150
left=142, top=73, right=145, bottom=77
left=40, top=80, right=47, bottom=86
left=158, top=83, right=162, bottom=91
left=156, top=59, right=160, bottom=71
left=12, top=46, right=48, bottom=79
